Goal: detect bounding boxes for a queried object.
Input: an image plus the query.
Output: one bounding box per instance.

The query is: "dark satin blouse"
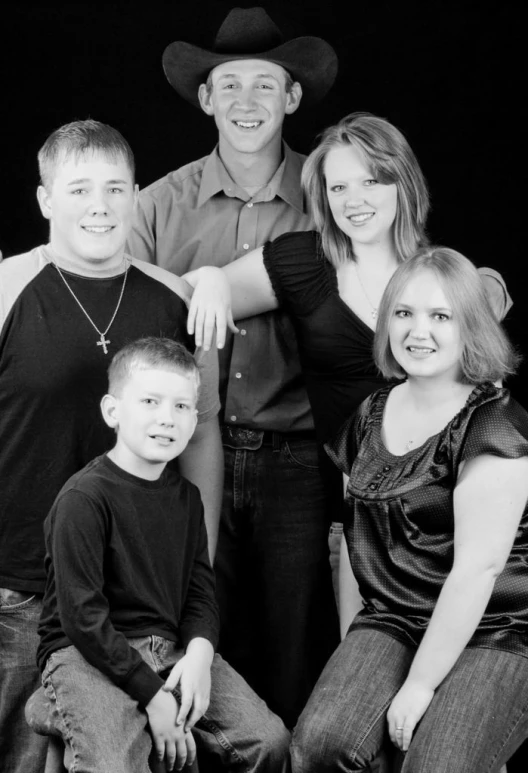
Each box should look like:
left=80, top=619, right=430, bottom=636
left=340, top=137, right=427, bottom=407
left=326, top=383, right=528, bottom=658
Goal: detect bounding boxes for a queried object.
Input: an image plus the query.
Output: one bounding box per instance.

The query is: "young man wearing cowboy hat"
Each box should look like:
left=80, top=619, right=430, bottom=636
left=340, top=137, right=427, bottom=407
left=127, top=7, right=340, bottom=728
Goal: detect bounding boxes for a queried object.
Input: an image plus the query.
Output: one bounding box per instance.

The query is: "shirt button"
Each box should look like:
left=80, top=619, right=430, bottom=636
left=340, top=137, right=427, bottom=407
left=383, top=465, right=391, bottom=472
left=240, top=329, right=247, bottom=336
left=247, top=202, right=253, bottom=208
left=369, top=483, right=378, bottom=490
left=230, top=415, right=237, bottom=422
left=375, top=472, right=382, bottom=479
left=243, top=243, right=250, bottom=250
left=235, top=372, right=242, bottom=379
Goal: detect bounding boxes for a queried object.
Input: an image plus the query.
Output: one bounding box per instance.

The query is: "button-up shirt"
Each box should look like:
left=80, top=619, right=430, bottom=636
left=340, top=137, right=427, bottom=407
left=127, top=144, right=314, bottom=432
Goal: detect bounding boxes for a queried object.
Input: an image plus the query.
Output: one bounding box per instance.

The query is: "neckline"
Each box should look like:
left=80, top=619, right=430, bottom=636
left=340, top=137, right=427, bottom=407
left=375, top=382, right=494, bottom=459
left=43, top=245, right=130, bottom=280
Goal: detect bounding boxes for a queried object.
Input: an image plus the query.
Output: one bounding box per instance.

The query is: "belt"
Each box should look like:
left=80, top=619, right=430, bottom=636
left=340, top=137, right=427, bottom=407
left=221, top=425, right=316, bottom=451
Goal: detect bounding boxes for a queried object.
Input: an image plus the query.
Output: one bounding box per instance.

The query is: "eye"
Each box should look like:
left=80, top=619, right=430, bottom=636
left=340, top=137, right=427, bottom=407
left=364, top=179, right=378, bottom=186
left=141, top=398, right=156, bottom=405
left=329, top=184, right=345, bottom=193
left=108, top=187, right=124, bottom=194
left=257, top=83, right=273, bottom=89
left=222, top=82, right=238, bottom=90
left=395, top=309, right=410, bottom=318
left=434, top=313, right=450, bottom=321
left=175, top=403, right=190, bottom=411
left=71, top=188, right=86, bottom=195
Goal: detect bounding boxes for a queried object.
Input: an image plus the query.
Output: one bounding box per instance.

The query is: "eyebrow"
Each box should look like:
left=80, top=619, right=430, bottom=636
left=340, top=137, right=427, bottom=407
left=217, top=72, right=278, bottom=82
left=396, top=303, right=452, bottom=312
left=66, top=178, right=130, bottom=185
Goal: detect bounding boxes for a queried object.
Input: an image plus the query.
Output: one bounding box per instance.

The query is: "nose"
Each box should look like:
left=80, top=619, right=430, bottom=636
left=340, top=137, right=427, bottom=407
left=344, top=185, right=367, bottom=208
left=236, top=86, right=257, bottom=111
left=88, top=190, right=110, bottom=216
left=157, top=403, right=175, bottom=426
left=409, top=314, right=431, bottom=339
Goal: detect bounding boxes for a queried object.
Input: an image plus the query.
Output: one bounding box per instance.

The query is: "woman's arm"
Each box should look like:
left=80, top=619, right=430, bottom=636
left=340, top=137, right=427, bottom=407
left=338, top=474, right=364, bottom=638
left=184, top=247, right=279, bottom=349
left=387, top=453, right=528, bottom=751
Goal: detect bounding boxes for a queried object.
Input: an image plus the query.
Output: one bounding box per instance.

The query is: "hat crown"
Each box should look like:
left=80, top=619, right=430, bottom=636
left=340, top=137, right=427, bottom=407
left=213, top=7, right=284, bottom=54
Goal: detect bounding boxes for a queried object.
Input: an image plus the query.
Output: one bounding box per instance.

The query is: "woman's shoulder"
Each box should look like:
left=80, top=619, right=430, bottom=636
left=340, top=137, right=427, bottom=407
left=455, top=384, right=528, bottom=462
left=262, top=230, right=337, bottom=315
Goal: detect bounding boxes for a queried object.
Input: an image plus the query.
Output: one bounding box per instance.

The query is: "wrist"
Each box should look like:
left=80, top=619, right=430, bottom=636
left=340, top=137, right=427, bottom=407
left=185, top=637, right=214, bottom=666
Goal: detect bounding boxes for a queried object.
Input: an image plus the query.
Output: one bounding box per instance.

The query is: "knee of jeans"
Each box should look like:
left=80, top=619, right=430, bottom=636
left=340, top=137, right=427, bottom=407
left=291, top=711, right=336, bottom=773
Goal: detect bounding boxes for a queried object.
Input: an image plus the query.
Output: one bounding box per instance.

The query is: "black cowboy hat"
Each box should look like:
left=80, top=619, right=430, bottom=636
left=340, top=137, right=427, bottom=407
left=162, top=6, right=338, bottom=108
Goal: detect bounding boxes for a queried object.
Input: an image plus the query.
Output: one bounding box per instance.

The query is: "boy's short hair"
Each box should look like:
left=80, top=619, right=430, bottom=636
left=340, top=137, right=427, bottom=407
left=108, top=338, right=200, bottom=398
left=38, top=119, right=135, bottom=190
left=374, top=246, right=520, bottom=384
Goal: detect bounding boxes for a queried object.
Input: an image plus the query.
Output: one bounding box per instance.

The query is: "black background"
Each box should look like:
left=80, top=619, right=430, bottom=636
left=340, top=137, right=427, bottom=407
left=1, top=0, right=526, bottom=408
left=0, top=2, right=526, bottom=766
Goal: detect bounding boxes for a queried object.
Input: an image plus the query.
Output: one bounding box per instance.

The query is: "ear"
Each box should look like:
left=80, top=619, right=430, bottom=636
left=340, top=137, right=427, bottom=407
left=100, top=394, right=119, bottom=430
left=37, top=185, right=52, bottom=220
left=285, top=82, right=303, bottom=115
left=133, top=183, right=139, bottom=210
left=198, top=83, right=215, bottom=116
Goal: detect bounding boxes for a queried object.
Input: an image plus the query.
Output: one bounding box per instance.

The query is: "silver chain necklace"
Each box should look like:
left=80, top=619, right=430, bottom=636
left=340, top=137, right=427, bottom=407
left=53, top=261, right=129, bottom=354
left=353, top=264, right=378, bottom=319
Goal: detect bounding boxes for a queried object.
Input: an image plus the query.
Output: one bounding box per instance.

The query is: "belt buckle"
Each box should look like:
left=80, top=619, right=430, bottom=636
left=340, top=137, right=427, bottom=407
left=222, top=426, right=264, bottom=450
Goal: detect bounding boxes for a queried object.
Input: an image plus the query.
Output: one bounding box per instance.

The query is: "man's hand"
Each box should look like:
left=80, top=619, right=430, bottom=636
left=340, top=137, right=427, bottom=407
left=386, top=679, right=434, bottom=752
left=163, top=638, right=214, bottom=732
left=146, top=688, right=196, bottom=771
left=184, top=266, right=238, bottom=350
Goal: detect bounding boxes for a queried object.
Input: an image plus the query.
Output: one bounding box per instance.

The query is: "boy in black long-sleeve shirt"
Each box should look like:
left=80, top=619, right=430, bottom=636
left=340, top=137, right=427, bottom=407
left=37, top=338, right=290, bottom=773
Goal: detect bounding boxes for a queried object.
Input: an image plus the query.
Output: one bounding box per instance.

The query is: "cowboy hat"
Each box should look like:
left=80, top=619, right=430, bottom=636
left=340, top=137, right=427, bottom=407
left=162, top=6, right=338, bottom=108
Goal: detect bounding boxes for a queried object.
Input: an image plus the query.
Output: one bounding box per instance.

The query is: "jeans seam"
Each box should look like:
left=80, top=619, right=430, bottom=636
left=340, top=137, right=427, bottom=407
left=484, top=694, right=528, bottom=772
left=350, top=695, right=394, bottom=763
left=198, top=714, right=248, bottom=768
left=44, top=670, right=80, bottom=773
left=232, top=449, right=245, bottom=511
left=0, top=594, right=36, bottom=611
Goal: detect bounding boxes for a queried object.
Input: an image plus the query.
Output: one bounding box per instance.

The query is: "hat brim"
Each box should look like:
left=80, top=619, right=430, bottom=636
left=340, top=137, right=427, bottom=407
left=162, top=37, right=338, bottom=107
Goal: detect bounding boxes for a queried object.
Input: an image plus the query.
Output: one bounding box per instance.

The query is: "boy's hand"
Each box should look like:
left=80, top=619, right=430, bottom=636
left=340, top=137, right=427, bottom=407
left=163, top=638, right=214, bottom=732
left=146, top=688, right=196, bottom=771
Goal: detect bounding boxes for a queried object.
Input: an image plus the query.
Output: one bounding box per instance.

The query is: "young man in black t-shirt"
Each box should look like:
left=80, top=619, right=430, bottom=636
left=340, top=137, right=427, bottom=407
left=37, top=338, right=289, bottom=773
left=0, top=119, right=222, bottom=773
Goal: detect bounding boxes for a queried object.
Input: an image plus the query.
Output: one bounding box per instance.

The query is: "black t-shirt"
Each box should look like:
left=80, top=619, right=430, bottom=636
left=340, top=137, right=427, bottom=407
left=0, top=247, right=218, bottom=592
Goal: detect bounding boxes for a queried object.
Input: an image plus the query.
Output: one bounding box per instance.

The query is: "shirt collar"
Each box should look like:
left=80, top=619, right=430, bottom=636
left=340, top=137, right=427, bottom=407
left=197, top=143, right=306, bottom=215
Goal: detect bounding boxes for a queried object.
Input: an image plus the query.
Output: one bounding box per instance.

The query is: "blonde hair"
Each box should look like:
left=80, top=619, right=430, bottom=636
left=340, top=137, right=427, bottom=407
left=301, top=112, right=429, bottom=266
left=374, top=246, right=519, bottom=383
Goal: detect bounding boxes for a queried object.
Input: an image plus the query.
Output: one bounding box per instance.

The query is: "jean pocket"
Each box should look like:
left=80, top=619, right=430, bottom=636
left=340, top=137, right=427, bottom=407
left=283, top=439, right=319, bottom=470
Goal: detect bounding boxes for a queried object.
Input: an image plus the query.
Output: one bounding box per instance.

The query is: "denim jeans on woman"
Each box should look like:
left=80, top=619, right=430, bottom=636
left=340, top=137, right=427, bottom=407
left=0, top=589, right=47, bottom=773
left=291, top=627, right=528, bottom=773
left=42, top=636, right=290, bottom=773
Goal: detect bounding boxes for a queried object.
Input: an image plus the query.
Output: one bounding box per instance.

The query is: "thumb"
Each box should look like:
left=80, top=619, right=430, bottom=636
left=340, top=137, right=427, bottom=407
left=163, top=660, right=184, bottom=693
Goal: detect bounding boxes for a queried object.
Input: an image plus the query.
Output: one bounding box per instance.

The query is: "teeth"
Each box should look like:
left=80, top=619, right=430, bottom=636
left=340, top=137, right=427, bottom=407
left=348, top=213, right=373, bottom=223
left=408, top=347, right=434, bottom=353
left=235, top=121, right=260, bottom=128
left=83, top=226, right=113, bottom=233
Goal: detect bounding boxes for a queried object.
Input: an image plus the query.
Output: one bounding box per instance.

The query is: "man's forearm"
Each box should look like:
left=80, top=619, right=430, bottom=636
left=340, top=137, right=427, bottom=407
left=179, top=418, right=223, bottom=562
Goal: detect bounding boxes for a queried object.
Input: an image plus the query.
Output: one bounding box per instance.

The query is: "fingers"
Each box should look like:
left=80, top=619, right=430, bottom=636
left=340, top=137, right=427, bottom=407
left=227, top=311, right=239, bottom=336
left=163, top=661, right=183, bottom=693
left=185, top=730, right=197, bottom=766
left=176, top=687, right=193, bottom=726
left=203, top=307, right=222, bottom=351
left=183, top=694, right=209, bottom=732
left=389, top=719, right=413, bottom=752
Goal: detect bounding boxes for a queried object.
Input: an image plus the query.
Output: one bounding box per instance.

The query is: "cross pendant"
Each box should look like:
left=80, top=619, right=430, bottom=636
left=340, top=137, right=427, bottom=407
left=97, top=334, right=111, bottom=354
left=371, top=309, right=378, bottom=319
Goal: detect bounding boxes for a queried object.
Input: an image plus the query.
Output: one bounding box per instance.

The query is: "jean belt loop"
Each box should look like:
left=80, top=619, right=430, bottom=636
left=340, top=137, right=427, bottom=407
left=272, top=431, right=282, bottom=453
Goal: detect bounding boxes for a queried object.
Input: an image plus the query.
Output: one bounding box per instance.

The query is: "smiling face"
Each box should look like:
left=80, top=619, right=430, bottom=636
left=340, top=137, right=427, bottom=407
left=389, top=269, right=463, bottom=383
left=37, top=151, right=138, bottom=272
left=198, top=59, right=301, bottom=163
left=102, top=367, right=198, bottom=480
left=324, top=144, right=398, bottom=251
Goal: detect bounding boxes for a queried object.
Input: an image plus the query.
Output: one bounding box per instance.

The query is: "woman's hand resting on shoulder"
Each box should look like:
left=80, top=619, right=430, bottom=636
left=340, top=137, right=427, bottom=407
left=183, top=267, right=239, bottom=350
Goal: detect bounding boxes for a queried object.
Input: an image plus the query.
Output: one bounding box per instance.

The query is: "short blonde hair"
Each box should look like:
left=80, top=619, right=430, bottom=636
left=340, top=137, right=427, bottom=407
left=301, top=112, right=430, bottom=267
left=108, top=337, right=200, bottom=398
left=374, top=246, right=519, bottom=383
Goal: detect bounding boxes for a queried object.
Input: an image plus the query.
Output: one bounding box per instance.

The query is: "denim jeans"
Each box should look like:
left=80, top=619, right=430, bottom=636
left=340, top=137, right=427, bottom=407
left=214, top=437, right=340, bottom=728
left=0, top=589, right=47, bottom=773
left=42, top=636, right=290, bottom=773
left=328, top=521, right=343, bottom=608
left=291, top=627, right=528, bottom=773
